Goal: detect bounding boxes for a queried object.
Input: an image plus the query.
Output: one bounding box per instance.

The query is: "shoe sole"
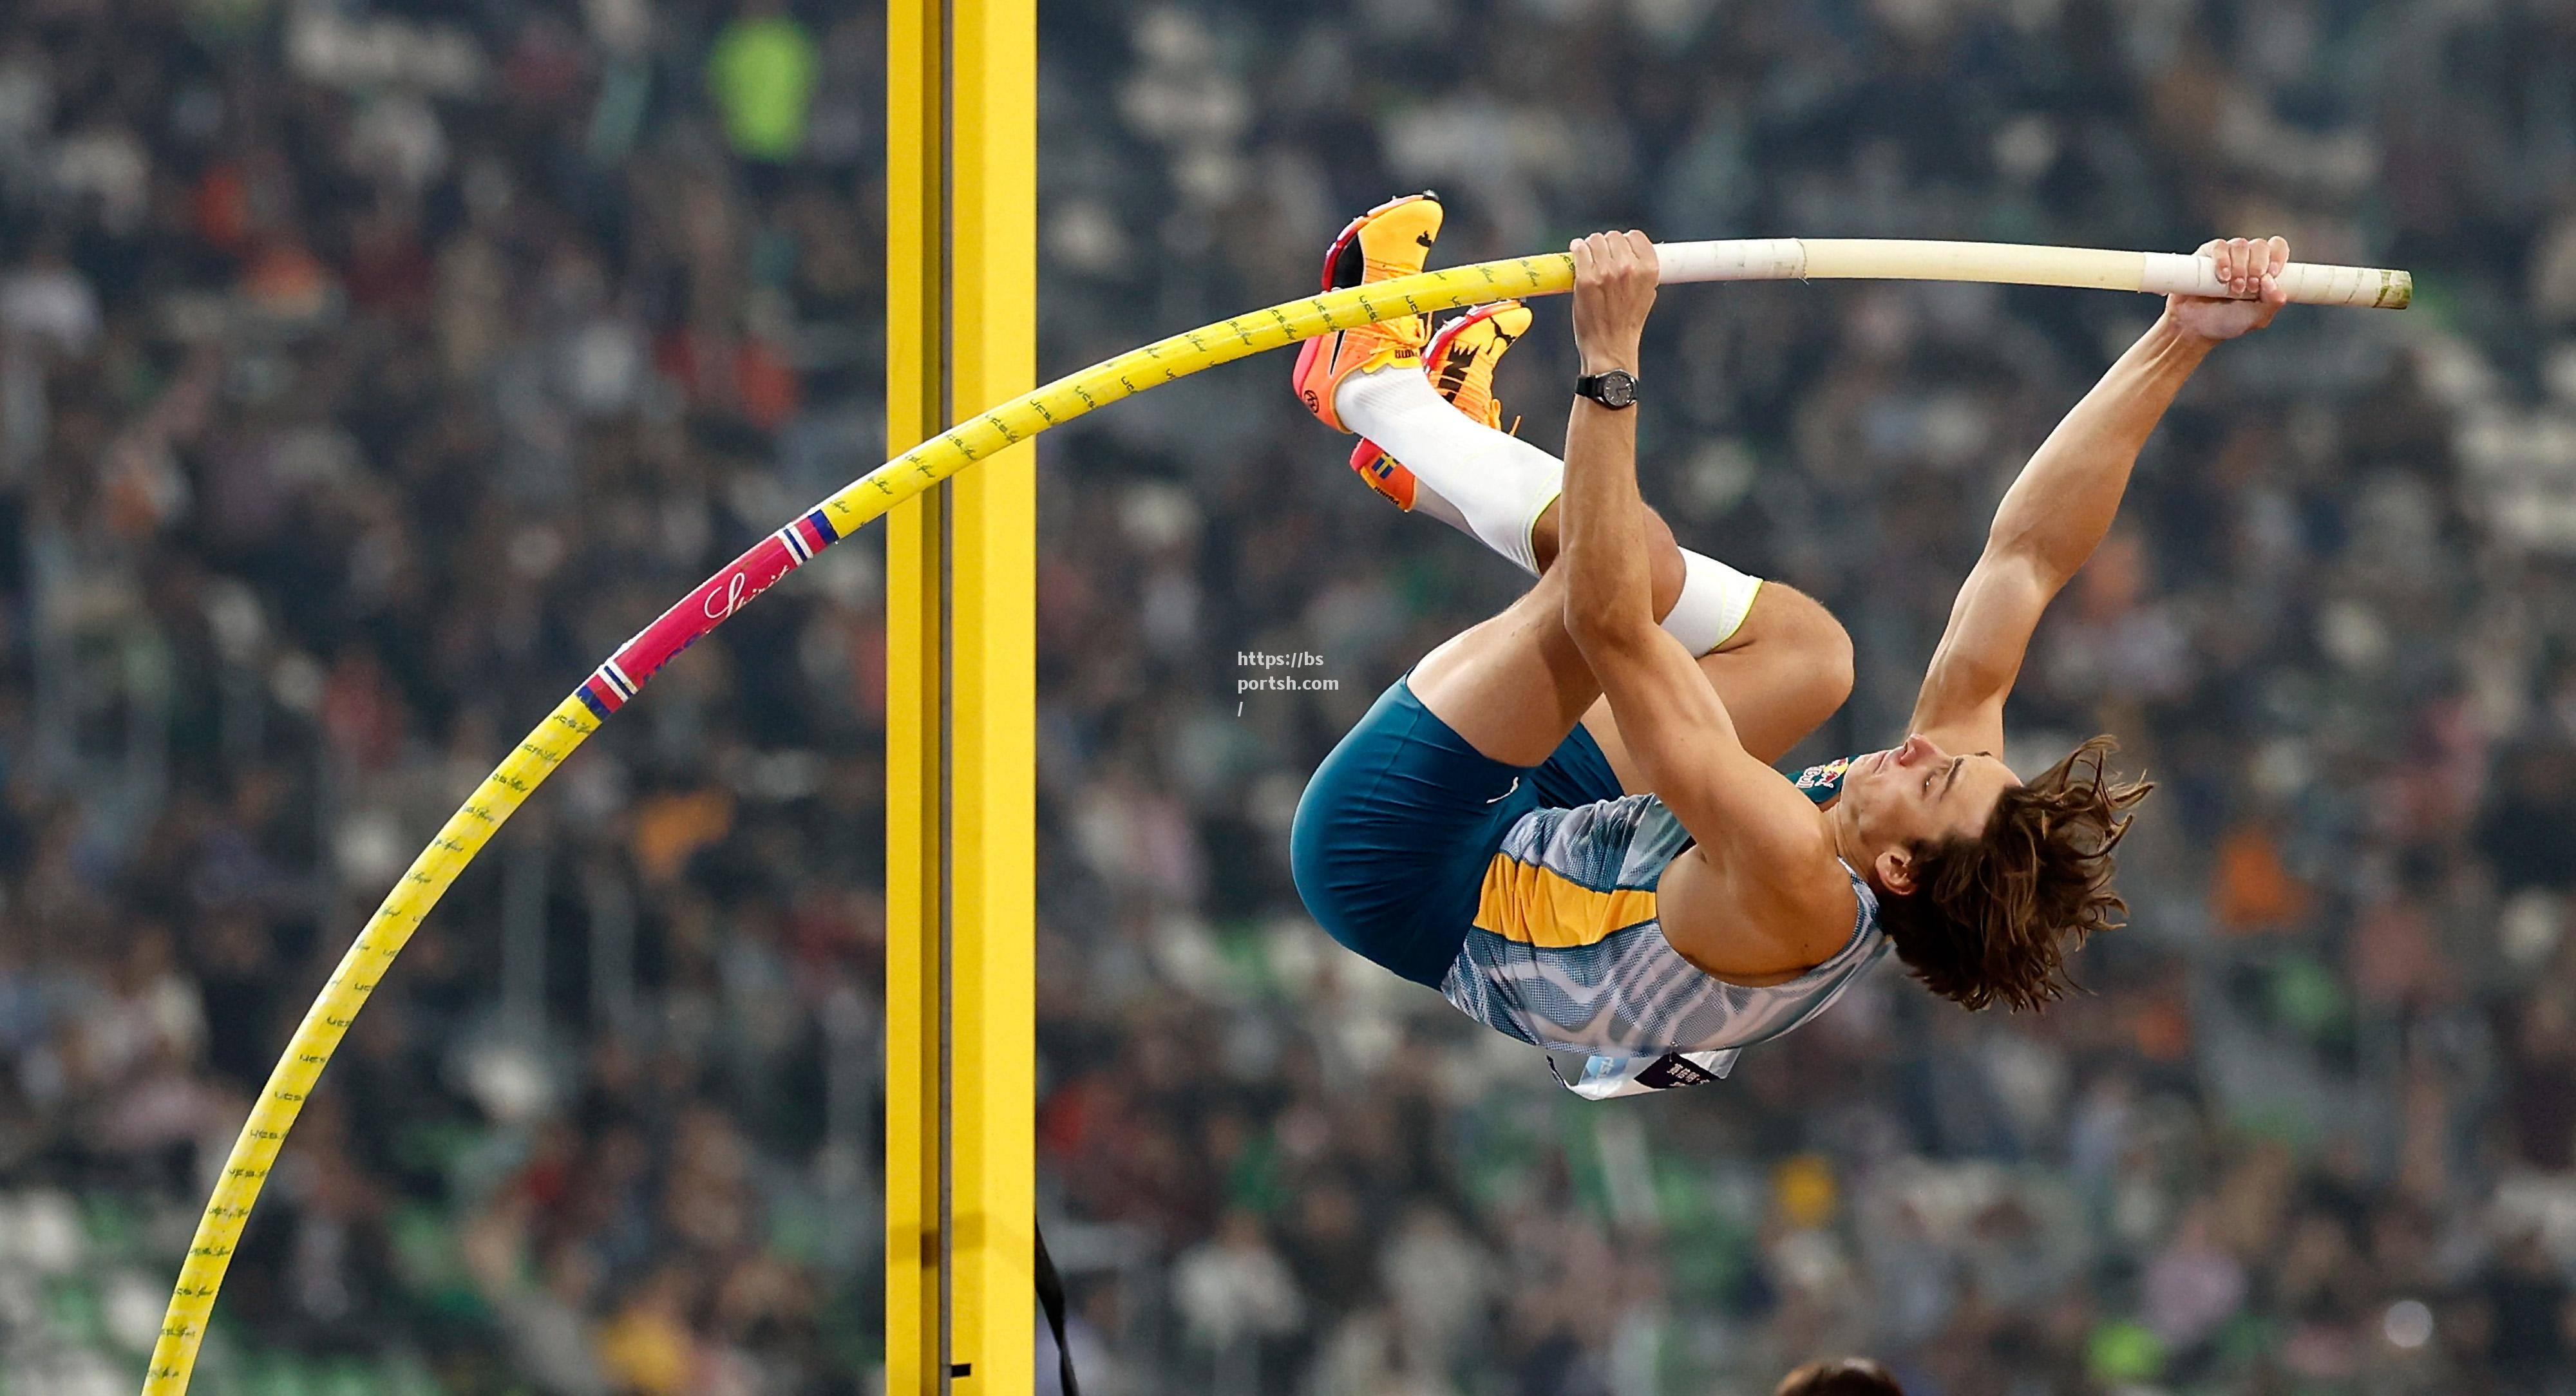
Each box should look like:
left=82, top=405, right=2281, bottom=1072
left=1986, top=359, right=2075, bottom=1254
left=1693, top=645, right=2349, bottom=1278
left=1316, top=191, right=1441, bottom=292
left=1296, top=192, right=1442, bottom=433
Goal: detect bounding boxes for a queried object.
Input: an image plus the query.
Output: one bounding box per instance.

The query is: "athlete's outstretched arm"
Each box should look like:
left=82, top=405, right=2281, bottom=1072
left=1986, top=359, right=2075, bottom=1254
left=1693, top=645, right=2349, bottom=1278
left=1557, top=232, right=1844, bottom=933
left=1910, top=236, right=2292, bottom=757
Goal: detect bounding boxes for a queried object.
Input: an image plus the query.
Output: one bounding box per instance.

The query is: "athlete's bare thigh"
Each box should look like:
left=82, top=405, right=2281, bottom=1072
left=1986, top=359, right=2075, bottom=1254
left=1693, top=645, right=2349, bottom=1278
left=1406, top=567, right=1600, bottom=768
left=1408, top=574, right=1852, bottom=773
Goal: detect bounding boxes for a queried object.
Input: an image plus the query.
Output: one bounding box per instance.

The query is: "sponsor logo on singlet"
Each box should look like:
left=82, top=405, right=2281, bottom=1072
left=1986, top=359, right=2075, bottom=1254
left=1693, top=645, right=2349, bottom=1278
left=1636, top=1054, right=1718, bottom=1090
left=1793, top=755, right=1854, bottom=804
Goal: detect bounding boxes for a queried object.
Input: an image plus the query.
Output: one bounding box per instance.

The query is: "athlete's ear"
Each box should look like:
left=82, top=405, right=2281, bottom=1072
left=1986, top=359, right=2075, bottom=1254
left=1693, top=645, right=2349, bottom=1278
left=1875, top=847, right=1917, bottom=897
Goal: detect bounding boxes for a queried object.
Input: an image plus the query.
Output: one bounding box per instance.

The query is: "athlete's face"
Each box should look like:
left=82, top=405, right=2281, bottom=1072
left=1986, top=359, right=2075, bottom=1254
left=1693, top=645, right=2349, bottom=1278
left=1844, top=734, right=2018, bottom=895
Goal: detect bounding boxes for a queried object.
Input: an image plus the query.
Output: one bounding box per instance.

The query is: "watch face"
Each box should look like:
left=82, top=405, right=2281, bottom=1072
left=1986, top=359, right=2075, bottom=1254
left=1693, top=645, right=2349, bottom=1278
left=1598, top=372, right=1635, bottom=408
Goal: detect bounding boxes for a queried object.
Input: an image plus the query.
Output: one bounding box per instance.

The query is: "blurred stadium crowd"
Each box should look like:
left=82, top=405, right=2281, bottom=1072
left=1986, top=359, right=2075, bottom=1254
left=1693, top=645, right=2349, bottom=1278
left=5, top=0, right=2576, bottom=1392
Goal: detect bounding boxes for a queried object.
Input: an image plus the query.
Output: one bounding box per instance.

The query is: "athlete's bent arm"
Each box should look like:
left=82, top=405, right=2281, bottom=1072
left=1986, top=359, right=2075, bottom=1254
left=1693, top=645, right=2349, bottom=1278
left=1556, top=232, right=1847, bottom=961
left=1910, top=236, right=2293, bottom=755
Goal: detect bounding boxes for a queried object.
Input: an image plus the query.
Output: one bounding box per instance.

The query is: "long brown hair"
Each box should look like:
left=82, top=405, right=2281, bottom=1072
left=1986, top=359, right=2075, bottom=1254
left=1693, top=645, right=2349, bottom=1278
left=1873, top=735, right=2151, bottom=1012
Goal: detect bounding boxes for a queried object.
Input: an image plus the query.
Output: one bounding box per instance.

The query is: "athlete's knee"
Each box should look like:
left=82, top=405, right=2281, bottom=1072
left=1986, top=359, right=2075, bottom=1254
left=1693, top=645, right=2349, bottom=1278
left=1644, top=511, right=1687, bottom=615
left=1810, top=620, right=1857, bottom=714
left=1530, top=499, right=1561, bottom=572
left=1529, top=501, right=1680, bottom=590
left=1759, top=583, right=1854, bottom=711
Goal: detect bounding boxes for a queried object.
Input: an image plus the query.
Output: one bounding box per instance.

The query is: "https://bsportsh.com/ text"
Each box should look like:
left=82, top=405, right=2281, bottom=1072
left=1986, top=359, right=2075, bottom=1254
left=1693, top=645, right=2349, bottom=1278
left=1236, top=650, right=1338, bottom=707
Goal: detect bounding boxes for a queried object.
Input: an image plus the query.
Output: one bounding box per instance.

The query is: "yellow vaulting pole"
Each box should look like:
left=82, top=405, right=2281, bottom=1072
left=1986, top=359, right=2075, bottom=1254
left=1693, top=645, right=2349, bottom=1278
left=887, top=0, right=1035, bottom=1391
left=136, top=230, right=1556, bottom=1396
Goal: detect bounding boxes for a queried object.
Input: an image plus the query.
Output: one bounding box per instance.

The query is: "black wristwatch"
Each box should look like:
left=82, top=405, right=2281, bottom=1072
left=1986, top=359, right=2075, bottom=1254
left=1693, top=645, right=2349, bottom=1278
left=1575, top=368, right=1639, bottom=410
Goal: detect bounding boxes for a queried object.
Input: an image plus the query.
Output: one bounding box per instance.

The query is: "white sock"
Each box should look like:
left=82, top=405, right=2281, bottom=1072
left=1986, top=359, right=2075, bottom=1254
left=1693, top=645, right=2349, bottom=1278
left=1333, top=365, right=1762, bottom=654
left=1337, top=366, right=1559, bottom=572
left=1669, top=550, right=1763, bottom=656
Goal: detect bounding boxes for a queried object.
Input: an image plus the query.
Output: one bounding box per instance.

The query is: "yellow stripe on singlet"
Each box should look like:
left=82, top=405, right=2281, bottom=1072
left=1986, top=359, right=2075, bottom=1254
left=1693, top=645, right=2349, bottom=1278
left=1473, top=853, right=1659, bottom=948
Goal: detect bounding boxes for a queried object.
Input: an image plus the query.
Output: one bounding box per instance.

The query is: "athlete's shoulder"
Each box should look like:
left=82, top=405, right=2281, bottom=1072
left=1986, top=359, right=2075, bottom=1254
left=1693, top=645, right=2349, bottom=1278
left=1654, top=809, right=1853, bottom=983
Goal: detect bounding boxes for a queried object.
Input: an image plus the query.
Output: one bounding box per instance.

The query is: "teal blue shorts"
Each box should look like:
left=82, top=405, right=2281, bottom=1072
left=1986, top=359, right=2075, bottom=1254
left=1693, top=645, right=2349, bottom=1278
left=1290, top=677, right=1625, bottom=986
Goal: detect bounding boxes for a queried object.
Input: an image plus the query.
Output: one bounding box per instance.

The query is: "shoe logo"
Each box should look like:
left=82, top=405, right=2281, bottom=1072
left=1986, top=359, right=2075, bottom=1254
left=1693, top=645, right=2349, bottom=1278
left=1416, top=231, right=1435, bottom=250
left=1302, top=389, right=1320, bottom=413
left=1434, top=343, right=1479, bottom=398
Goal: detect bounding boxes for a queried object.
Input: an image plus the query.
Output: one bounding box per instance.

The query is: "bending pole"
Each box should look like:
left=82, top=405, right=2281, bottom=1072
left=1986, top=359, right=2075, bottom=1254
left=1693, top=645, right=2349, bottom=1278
left=138, top=236, right=2407, bottom=1394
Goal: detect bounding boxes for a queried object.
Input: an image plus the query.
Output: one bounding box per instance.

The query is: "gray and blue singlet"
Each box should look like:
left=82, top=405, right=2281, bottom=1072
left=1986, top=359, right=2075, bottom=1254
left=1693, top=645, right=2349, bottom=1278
left=1293, top=682, right=1890, bottom=1098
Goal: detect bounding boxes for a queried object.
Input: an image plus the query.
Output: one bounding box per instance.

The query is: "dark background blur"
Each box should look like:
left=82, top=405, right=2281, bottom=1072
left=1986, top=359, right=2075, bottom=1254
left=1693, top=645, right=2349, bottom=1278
left=5, top=0, right=2576, bottom=1393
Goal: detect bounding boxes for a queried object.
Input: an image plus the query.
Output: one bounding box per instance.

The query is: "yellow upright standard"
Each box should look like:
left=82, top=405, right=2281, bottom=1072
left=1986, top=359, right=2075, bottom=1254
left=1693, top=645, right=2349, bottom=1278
left=886, top=0, right=1036, bottom=1391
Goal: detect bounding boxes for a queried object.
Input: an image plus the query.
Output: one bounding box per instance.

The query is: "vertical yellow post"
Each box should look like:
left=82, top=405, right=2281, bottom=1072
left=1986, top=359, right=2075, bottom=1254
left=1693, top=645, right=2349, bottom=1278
left=886, top=0, right=1035, bottom=1393
left=884, top=0, right=943, bottom=1382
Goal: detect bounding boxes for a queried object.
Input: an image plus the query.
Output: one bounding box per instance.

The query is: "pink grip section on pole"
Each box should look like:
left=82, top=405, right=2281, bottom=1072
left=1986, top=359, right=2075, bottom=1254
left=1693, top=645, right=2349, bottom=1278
left=571, top=509, right=842, bottom=719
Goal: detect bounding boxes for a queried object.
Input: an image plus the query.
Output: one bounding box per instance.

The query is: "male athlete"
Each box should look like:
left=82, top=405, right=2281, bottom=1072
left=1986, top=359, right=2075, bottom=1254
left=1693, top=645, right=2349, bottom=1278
left=1287, top=193, right=2289, bottom=1095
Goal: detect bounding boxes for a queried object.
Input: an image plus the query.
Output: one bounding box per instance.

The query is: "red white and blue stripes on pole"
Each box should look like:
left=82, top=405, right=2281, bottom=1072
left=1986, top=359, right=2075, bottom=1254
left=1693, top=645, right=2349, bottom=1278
left=573, top=507, right=846, bottom=722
